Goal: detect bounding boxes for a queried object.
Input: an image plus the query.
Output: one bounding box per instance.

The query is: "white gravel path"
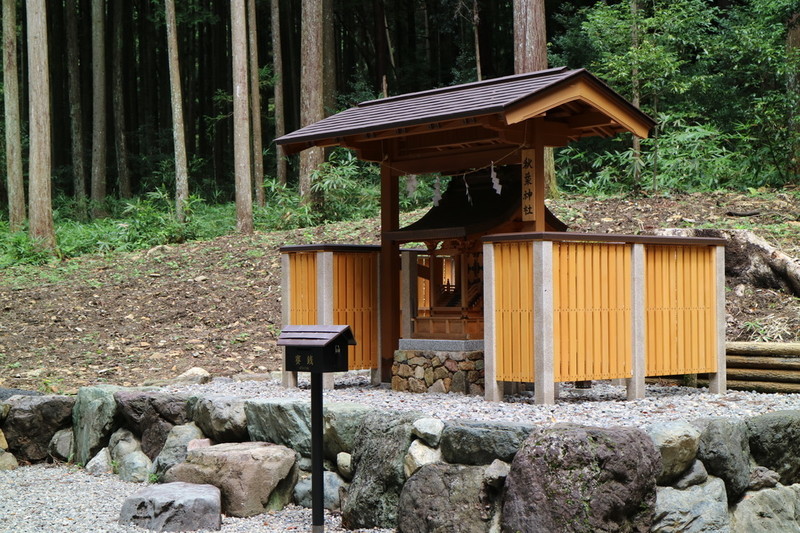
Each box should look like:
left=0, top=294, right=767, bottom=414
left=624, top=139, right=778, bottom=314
left=3, top=374, right=800, bottom=533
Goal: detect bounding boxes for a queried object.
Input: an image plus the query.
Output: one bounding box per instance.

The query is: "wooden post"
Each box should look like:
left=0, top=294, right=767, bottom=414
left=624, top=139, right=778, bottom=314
left=521, top=120, right=547, bottom=231
left=281, top=252, right=298, bottom=388
left=318, top=251, right=335, bottom=389
left=400, top=250, right=418, bottom=339
left=709, top=245, right=727, bottom=394
left=483, top=241, right=501, bottom=401
left=533, top=240, right=555, bottom=404
left=380, top=163, right=400, bottom=382
left=628, top=243, right=646, bottom=399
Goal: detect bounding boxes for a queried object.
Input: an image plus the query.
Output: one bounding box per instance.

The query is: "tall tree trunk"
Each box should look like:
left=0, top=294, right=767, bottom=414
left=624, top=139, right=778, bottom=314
left=165, top=0, right=190, bottom=223
left=90, top=0, right=107, bottom=218
left=631, top=0, right=644, bottom=190
left=513, top=0, right=557, bottom=198
left=3, top=0, right=25, bottom=231
left=271, top=0, right=287, bottom=185
left=788, top=12, right=799, bottom=180
left=112, top=1, right=131, bottom=198
left=65, top=0, right=87, bottom=218
left=26, top=0, right=56, bottom=250
left=247, top=0, right=265, bottom=207
left=298, top=0, right=326, bottom=204
left=472, top=0, right=482, bottom=81
left=232, top=0, right=254, bottom=233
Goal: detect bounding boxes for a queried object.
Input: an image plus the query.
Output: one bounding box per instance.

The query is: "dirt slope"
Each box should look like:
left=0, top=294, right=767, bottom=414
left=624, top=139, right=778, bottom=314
left=1, top=190, right=798, bottom=393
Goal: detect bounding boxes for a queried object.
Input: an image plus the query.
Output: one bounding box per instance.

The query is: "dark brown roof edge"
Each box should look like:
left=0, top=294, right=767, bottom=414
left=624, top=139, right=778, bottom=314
left=357, top=66, right=572, bottom=107
left=483, top=232, right=726, bottom=246
left=279, top=244, right=381, bottom=253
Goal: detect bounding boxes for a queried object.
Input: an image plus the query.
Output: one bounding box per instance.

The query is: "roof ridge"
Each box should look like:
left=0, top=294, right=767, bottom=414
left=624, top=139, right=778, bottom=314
left=357, top=66, right=573, bottom=108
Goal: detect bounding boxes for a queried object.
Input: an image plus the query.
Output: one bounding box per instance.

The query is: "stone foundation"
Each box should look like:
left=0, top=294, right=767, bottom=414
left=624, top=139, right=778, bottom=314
left=391, top=350, right=485, bottom=396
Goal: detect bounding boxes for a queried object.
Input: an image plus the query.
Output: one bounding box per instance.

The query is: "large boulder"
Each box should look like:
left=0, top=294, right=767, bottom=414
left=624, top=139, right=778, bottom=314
left=1, top=394, right=75, bottom=463
left=646, top=421, right=701, bottom=485
left=109, top=428, right=152, bottom=483
left=72, top=386, right=124, bottom=466
left=163, top=442, right=296, bottom=518
left=245, top=398, right=311, bottom=457
left=114, top=390, right=190, bottom=460
left=85, top=447, right=113, bottom=476
left=652, top=476, right=730, bottom=533
left=191, top=396, right=248, bottom=443
left=502, top=424, right=660, bottom=533
left=412, top=417, right=445, bottom=448
left=119, top=482, right=221, bottom=532
left=341, top=410, right=421, bottom=529
left=398, top=463, right=501, bottom=533
left=403, top=439, right=442, bottom=478
left=730, top=484, right=800, bottom=533
left=747, top=410, right=800, bottom=485
left=440, top=420, right=532, bottom=465
left=152, top=422, right=206, bottom=478
left=693, top=418, right=752, bottom=502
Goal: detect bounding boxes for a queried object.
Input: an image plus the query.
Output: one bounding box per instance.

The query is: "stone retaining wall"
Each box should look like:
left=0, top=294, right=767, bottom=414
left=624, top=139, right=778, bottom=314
left=3, top=388, right=800, bottom=532
left=391, top=350, right=485, bottom=395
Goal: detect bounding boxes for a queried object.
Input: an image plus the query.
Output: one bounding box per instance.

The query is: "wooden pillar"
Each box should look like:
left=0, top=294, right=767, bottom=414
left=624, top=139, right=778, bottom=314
left=521, top=120, right=547, bottom=232
left=483, top=241, right=501, bottom=401
left=281, top=252, right=297, bottom=388
left=533, top=240, right=555, bottom=404
left=628, top=243, right=646, bottom=400
left=709, top=245, right=727, bottom=394
left=400, top=250, right=418, bottom=338
left=380, top=163, right=400, bottom=382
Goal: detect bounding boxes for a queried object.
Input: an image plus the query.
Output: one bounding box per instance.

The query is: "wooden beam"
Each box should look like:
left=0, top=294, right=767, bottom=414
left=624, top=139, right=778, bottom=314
left=505, top=78, right=652, bottom=139
left=390, top=145, right=521, bottom=174
left=380, top=162, right=400, bottom=382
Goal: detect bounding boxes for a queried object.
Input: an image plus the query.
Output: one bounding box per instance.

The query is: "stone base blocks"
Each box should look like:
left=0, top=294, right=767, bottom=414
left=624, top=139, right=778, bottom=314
left=392, top=350, right=485, bottom=395
left=119, top=482, right=222, bottom=532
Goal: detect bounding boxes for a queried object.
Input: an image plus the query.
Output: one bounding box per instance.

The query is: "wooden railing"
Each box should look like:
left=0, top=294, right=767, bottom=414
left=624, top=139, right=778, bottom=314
left=483, top=232, right=727, bottom=403
left=281, top=245, right=381, bottom=386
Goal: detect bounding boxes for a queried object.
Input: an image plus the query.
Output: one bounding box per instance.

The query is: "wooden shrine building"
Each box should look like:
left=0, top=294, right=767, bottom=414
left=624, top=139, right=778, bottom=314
left=276, top=67, right=727, bottom=403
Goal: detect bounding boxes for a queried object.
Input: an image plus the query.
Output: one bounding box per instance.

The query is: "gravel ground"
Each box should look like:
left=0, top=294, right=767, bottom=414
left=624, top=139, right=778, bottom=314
left=3, top=373, right=800, bottom=533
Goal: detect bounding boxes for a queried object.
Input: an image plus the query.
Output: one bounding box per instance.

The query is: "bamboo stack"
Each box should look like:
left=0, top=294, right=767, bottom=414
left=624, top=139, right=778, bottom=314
left=722, top=342, right=800, bottom=394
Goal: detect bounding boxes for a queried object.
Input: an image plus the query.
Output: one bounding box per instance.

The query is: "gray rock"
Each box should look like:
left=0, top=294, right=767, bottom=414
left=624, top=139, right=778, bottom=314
left=85, top=447, right=113, bottom=476
left=293, top=471, right=349, bottom=511
left=502, top=424, right=660, bottom=533
left=163, top=442, right=296, bottom=518
left=169, top=367, right=212, bottom=385
left=191, top=395, right=248, bottom=443
left=341, top=410, right=421, bottom=529
left=652, top=476, right=730, bottom=533
left=48, top=428, right=74, bottom=462
left=114, top=390, right=190, bottom=460
left=440, top=420, right=532, bottom=465
left=484, top=459, right=511, bottom=489
left=749, top=466, right=781, bottom=491
left=403, top=439, right=442, bottom=478
left=694, top=418, right=751, bottom=502
left=647, top=421, right=701, bottom=485
left=674, top=460, right=709, bottom=490
left=152, top=422, right=206, bottom=478
left=119, top=482, right=221, bottom=532
left=412, top=417, right=445, bottom=448
left=245, top=398, right=310, bottom=456
left=72, top=386, right=123, bottom=466
left=730, top=484, right=800, bottom=533
left=1, top=394, right=75, bottom=463
left=109, top=428, right=152, bottom=483
left=0, top=402, right=9, bottom=424
left=747, top=410, right=800, bottom=485
left=0, top=449, right=18, bottom=470
left=323, top=403, right=372, bottom=459
left=337, top=452, right=353, bottom=481
left=398, top=463, right=501, bottom=533
left=0, top=428, right=6, bottom=450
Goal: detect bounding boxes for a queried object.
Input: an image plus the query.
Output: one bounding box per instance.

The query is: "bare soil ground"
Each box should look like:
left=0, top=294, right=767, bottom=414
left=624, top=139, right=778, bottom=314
left=1, top=190, right=798, bottom=393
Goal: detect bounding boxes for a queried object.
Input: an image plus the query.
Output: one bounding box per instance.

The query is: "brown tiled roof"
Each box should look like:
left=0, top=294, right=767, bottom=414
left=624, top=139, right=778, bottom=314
left=275, top=67, right=652, bottom=153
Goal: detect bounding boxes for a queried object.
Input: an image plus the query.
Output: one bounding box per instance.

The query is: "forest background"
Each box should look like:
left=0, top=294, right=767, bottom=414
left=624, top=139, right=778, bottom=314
left=1, top=0, right=799, bottom=266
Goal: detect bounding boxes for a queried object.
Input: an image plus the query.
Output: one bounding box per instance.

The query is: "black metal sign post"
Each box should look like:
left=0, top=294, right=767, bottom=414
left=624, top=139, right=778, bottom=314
left=277, top=325, right=356, bottom=533
left=310, top=371, right=324, bottom=533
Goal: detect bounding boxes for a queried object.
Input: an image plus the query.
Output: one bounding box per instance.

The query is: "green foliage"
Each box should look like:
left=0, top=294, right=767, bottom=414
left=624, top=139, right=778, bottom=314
left=311, top=149, right=381, bottom=222
left=0, top=227, right=54, bottom=267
